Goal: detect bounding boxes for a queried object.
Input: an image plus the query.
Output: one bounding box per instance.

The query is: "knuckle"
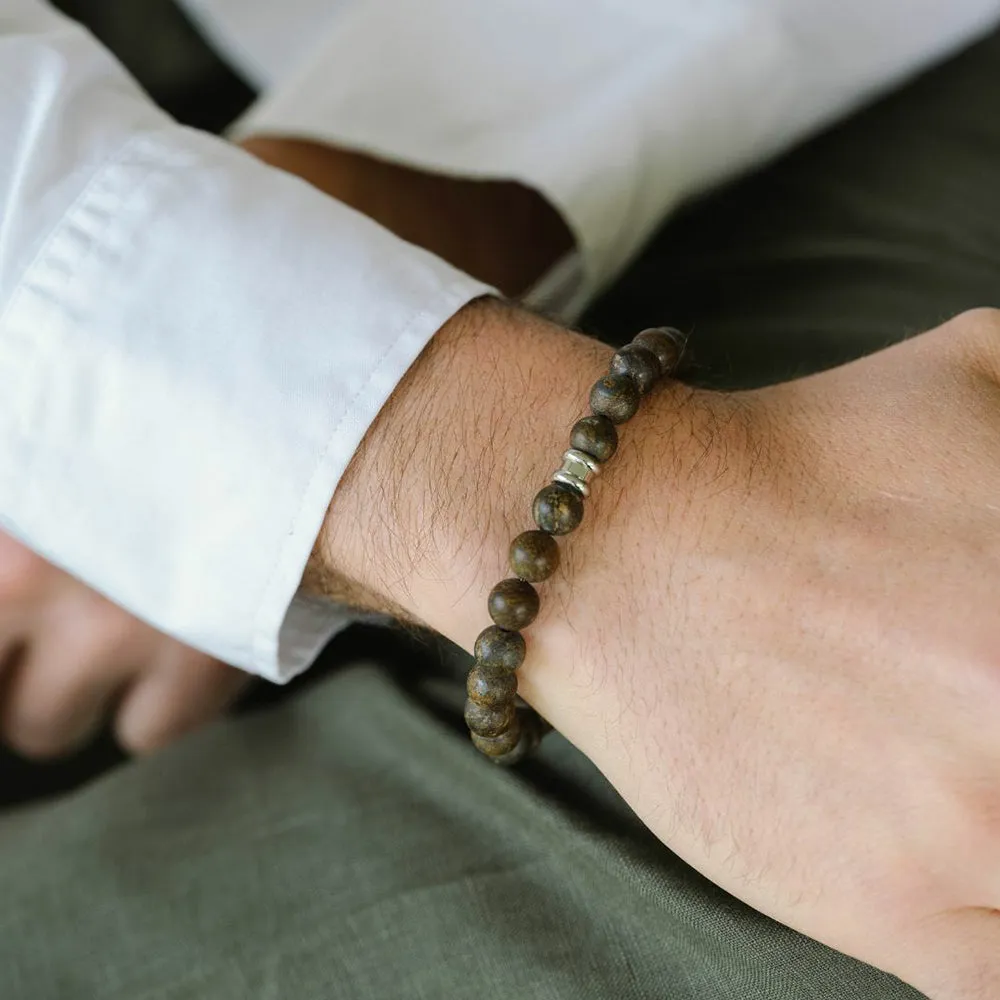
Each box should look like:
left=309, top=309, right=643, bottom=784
left=955, top=306, right=1000, bottom=328
left=2, top=659, right=109, bottom=760
left=945, top=307, right=1000, bottom=341
left=945, top=307, right=1000, bottom=366
left=952, top=306, right=1000, bottom=330
left=5, top=706, right=78, bottom=759
left=114, top=711, right=174, bottom=756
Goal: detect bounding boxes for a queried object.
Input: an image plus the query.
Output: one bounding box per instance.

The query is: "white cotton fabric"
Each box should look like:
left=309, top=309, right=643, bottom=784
left=211, top=0, right=1000, bottom=302
left=0, top=1, right=490, bottom=681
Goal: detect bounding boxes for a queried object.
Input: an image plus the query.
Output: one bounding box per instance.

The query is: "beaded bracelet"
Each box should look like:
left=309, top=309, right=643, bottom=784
left=464, top=327, right=686, bottom=764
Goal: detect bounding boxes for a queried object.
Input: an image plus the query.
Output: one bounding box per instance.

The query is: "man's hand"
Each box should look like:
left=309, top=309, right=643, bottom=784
left=310, top=299, right=1000, bottom=1000
left=228, top=138, right=1000, bottom=996
left=551, top=308, right=1000, bottom=1000
left=0, top=532, right=247, bottom=757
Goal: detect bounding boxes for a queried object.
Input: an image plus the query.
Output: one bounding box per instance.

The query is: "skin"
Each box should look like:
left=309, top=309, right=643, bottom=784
left=4, top=137, right=1000, bottom=996
left=0, top=530, right=247, bottom=756
left=316, top=296, right=1000, bottom=1000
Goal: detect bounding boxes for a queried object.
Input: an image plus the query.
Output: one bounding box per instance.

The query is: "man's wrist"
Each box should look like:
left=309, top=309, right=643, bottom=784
left=306, top=298, right=603, bottom=632
left=306, top=298, right=703, bottom=668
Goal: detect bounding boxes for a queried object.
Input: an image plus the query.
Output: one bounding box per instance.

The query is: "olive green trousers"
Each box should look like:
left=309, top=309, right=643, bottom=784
left=5, top=26, right=1000, bottom=1000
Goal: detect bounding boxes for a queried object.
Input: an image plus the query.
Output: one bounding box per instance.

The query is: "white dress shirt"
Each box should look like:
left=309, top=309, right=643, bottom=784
left=2, top=0, right=998, bottom=682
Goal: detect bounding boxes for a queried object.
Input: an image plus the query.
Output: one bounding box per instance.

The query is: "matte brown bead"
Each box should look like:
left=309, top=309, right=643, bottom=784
left=464, top=698, right=516, bottom=738
left=471, top=716, right=522, bottom=757
left=509, top=530, right=560, bottom=582
left=590, top=373, right=640, bottom=424
left=570, top=415, right=618, bottom=462
left=633, top=327, right=683, bottom=375
left=473, top=625, right=525, bottom=673
left=493, top=723, right=541, bottom=766
left=488, top=578, right=540, bottom=630
left=466, top=664, right=517, bottom=707
left=533, top=482, right=584, bottom=535
left=610, top=344, right=660, bottom=394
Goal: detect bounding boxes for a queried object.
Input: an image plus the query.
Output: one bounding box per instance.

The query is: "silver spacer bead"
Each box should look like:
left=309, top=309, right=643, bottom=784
left=551, top=448, right=601, bottom=498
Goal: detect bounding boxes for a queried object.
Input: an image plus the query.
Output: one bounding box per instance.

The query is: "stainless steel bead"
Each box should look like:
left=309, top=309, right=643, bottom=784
left=570, top=415, right=618, bottom=462
left=611, top=344, right=660, bottom=394
left=590, top=373, right=640, bottom=424
left=474, top=625, right=526, bottom=672
left=632, top=327, right=684, bottom=375
left=551, top=448, right=601, bottom=498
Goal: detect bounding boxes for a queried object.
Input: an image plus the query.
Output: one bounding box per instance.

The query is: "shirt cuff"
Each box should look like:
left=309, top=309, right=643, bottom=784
left=231, top=0, right=1000, bottom=309
left=0, top=127, right=490, bottom=682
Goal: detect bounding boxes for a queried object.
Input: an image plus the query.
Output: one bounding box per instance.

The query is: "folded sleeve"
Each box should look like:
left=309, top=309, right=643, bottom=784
left=0, top=1, right=491, bottom=681
left=227, top=0, right=1000, bottom=309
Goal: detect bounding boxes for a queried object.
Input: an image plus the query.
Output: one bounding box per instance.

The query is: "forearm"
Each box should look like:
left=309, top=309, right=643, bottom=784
left=242, top=137, right=573, bottom=297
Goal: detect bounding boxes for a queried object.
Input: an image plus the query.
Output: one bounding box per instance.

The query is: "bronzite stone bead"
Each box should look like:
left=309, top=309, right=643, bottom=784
left=464, top=698, right=516, bottom=738
left=473, top=625, right=526, bottom=673
left=633, top=327, right=683, bottom=375
left=533, top=482, right=584, bottom=535
left=570, top=414, right=617, bottom=463
left=610, top=344, right=660, bottom=394
left=509, top=530, right=560, bottom=582
left=494, top=721, right=541, bottom=766
left=488, top=578, right=540, bottom=630
left=589, top=372, right=640, bottom=424
left=471, top=717, right=522, bottom=757
left=467, top=664, right=517, bottom=707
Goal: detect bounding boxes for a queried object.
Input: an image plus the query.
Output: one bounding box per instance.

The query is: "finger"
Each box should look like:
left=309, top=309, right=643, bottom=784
left=114, top=648, right=248, bottom=755
left=1, top=646, right=134, bottom=759
left=0, top=601, right=147, bottom=759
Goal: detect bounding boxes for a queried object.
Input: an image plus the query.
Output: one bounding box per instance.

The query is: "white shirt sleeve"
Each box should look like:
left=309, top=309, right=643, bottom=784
left=0, top=0, right=491, bottom=681
left=205, top=0, right=1000, bottom=311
